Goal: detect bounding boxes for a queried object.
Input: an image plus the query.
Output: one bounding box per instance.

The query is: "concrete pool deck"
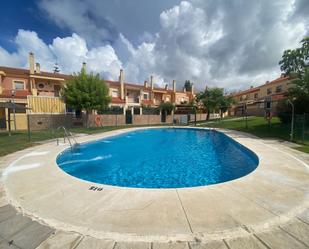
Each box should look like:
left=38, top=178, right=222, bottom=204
left=0, top=126, right=309, bottom=248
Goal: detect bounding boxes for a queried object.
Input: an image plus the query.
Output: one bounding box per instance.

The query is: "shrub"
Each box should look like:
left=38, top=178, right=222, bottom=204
left=277, top=100, right=291, bottom=124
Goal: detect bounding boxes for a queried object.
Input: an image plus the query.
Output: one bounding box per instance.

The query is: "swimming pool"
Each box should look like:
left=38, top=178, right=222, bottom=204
left=57, top=128, right=259, bottom=188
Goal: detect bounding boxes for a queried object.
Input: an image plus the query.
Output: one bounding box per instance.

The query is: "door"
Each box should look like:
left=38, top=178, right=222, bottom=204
left=0, top=108, right=6, bottom=129
left=161, top=111, right=166, bottom=123
left=125, top=109, right=132, bottom=124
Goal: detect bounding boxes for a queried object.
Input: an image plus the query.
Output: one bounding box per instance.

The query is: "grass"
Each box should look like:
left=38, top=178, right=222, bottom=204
left=1, top=117, right=308, bottom=156
left=199, top=116, right=309, bottom=153
left=0, top=124, right=169, bottom=157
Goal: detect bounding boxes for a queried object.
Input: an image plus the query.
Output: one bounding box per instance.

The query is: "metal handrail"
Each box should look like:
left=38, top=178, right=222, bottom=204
left=56, top=126, right=78, bottom=151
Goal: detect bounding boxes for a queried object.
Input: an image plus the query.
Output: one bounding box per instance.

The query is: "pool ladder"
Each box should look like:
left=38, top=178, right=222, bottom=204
left=56, top=126, right=79, bottom=151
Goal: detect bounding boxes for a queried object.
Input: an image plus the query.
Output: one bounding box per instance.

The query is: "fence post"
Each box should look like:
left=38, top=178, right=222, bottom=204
left=27, top=114, right=31, bottom=142
left=302, top=113, right=305, bottom=144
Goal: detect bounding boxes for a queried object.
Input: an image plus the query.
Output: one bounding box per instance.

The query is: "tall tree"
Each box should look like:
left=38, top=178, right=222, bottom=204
left=159, top=102, right=175, bottom=116
left=279, top=37, right=309, bottom=79
left=278, top=37, right=309, bottom=116
left=196, top=87, right=233, bottom=120
left=184, top=80, right=193, bottom=91
left=61, top=68, right=111, bottom=126
left=219, top=95, right=236, bottom=118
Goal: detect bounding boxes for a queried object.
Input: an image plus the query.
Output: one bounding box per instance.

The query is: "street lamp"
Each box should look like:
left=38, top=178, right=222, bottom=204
left=287, top=99, right=294, bottom=142
left=11, top=90, right=16, bottom=131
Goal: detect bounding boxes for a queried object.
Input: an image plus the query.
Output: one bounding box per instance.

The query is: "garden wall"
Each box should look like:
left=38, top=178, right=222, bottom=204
left=29, top=114, right=74, bottom=130
left=88, top=114, right=125, bottom=127
left=25, top=113, right=209, bottom=130
left=132, top=115, right=162, bottom=125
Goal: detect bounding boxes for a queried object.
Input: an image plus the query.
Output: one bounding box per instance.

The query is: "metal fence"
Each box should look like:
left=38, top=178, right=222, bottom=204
left=294, top=113, right=309, bottom=144
left=98, top=107, right=124, bottom=115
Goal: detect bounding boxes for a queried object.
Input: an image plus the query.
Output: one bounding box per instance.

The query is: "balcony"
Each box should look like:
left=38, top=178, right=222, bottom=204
left=126, top=90, right=140, bottom=104
left=126, top=96, right=140, bottom=104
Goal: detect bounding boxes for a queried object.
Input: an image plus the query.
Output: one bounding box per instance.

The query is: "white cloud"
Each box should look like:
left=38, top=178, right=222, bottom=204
left=1, top=0, right=308, bottom=92
left=0, top=30, right=123, bottom=80
left=120, top=0, right=307, bottom=91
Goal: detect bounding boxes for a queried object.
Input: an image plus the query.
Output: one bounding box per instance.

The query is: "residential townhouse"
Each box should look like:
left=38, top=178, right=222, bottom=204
left=231, top=75, right=291, bottom=116
left=106, top=70, right=194, bottom=110
left=0, top=52, right=195, bottom=130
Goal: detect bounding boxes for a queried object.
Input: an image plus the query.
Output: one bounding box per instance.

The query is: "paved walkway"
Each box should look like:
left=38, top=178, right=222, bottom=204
left=0, top=203, right=308, bottom=249
left=0, top=127, right=309, bottom=249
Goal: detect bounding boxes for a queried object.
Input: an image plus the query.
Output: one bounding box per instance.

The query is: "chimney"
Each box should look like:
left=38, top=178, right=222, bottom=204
left=119, top=69, right=125, bottom=100
left=82, top=62, right=86, bottom=71
left=35, top=63, right=40, bottom=74
left=29, top=52, right=35, bottom=74
left=144, top=80, right=149, bottom=88
left=250, top=86, right=253, bottom=89
left=150, top=75, right=154, bottom=90
left=165, top=84, right=168, bottom=90
left=191, top=83, right=194, bottom=94
left=172, top=80, right=176, bottom=92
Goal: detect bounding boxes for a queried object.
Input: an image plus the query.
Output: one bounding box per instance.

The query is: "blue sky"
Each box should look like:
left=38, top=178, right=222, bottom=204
left=0, top=0, right=69, bottom=51
left=0, top=0, right=308, bottom=91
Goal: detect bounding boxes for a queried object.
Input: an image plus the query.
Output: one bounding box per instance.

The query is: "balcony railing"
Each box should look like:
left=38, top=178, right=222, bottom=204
left=126, top=96, right=140, bottom=104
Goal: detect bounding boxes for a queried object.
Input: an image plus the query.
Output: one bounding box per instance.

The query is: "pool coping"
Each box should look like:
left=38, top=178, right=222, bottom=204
left=1, top=126, right=309, bottom=243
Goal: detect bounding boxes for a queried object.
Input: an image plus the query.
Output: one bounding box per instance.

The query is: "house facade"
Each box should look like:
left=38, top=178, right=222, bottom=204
left=106, top=71, right=194, bottom=111
left=0, top=52, right=195, bottom=130
left=231, top=76, right=291, bottom=116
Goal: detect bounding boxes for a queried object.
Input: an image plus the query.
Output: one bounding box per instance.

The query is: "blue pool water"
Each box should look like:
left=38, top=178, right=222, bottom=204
left=57, top=128, right=259, bottom=188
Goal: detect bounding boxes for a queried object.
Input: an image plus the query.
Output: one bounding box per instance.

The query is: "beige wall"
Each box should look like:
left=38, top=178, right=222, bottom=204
left=175, top=92, right=189, bottom=104
left=259, top=79, right=290, bottom=97
left=235, top=78, right=292, bottom=103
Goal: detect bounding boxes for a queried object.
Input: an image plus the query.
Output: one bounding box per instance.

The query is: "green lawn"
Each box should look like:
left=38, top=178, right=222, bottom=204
left=1, top=117, right=308, bottom=157
left=0, top=124, right=169, bottom=157
left=199, top=116, right=309, bottom=153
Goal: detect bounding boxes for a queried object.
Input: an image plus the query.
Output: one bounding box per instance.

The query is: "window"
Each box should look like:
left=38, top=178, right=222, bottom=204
left=254, top=93, right=258, bottom=99
left=276, top=85, right=282, bottom=93
left=13, top=81, right=24, bottom=90
left=143, top=93, right=148, bottom=100
left=265, top=101, right=271, bottom=109
left=111, top=90, right=119, bottom=97
left=240, top=95, right=247, bottom=101
left=54, top=85, right=61, bottom=97
left=38, top=83, right=45, bottom=89
left=267, top=88, right=272, bottom=95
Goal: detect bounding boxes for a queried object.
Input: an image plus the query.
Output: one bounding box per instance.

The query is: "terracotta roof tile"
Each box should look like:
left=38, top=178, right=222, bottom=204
left=111, top=97, right=125, bottom=104
left=0, top=66, right=71, bottom=79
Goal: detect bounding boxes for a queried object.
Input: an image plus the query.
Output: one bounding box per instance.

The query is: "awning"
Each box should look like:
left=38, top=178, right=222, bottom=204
left=0, top=102, right=30, bottom=110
